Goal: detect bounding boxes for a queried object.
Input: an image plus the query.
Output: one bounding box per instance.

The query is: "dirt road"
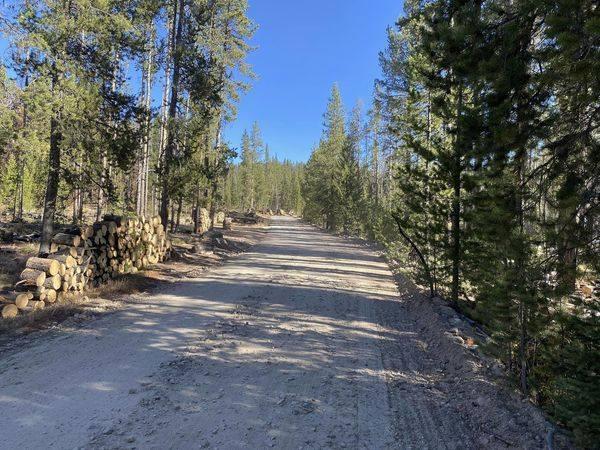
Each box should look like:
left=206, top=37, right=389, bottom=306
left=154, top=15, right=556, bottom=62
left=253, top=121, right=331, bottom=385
left=0, top=217, right=555, bottom=449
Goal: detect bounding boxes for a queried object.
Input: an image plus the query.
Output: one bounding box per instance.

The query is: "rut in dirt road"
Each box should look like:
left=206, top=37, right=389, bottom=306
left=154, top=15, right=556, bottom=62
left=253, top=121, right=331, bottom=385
left=0, top=217, right=554, bottom=449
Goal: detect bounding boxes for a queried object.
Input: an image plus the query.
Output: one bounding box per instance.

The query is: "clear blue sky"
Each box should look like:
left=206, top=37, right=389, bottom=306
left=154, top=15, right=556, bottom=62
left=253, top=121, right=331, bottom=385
left=224, top=0, right=403, bottom=162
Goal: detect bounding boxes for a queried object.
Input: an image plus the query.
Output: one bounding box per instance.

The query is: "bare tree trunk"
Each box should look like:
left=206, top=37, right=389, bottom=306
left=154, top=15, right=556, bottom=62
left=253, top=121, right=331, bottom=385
left=137, top=28, right=154, bottom=217
left=40, top=70, right=61, bottom=254
left=14, top=45, right=31, bottom=222
left=96, top=152, right=107, bottom=221
left=450, top=83, right=463, bottom=306
left=208, top=116, right=223, bottom=229
left=170, top=201, right=176, bottom=232
left=160, top=0, right=184, bottom=227
left=156, top=9, right=175, bottom=214
left=77, top=184, right=84, bottom=222
left=72, top=187, right=80, bottom=224
left=193, top=185, right=200, bottom=233
left=175, top=195, right=182, bottom=231
left=97, top=51, right=119, bottom=221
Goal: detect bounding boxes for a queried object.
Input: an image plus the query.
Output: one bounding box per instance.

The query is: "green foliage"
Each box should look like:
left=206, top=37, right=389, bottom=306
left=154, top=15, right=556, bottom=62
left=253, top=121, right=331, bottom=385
left=302, top=84, right=365, bottom=231
left=548, top=297, right=600, bottom=448
left=0, top=65, right=15, bottom=154
left=0, top=0, right=255, bottom=233
left=301, top=0, right=599, bottom=444
left=225, top=123, right=304, bottom=214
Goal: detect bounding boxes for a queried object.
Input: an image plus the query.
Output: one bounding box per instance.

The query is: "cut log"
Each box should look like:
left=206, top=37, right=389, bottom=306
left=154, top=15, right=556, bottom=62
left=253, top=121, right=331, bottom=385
left=20, top=268, right=47, bottom=287
left=35, top=286, right=46, bottom=298
left=52, top=233, right=81, bottom=247
left=60, top=246, right=78, bottom=258
left=45, top=289, right=57, bottom=303
left=81, top=225, right=94, bottom=239
left=48, top=254, right=76, bottom=268
left=43, top=274, right=62, bottom=290
left=2, top=304, right=18, bottom=318
left=29, top=300, right=45, bottom=311
left=16, top=293, right=32, bottom=309
left=26, top=257, right=60, bottom=276
left=103, top=214, right=124, bottom=227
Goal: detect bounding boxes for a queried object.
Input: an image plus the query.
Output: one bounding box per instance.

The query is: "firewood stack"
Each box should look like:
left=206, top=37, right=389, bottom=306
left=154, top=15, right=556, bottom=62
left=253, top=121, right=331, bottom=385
left=91, top=215, right=172, bottom=282
left=1, top=215, right=171, bottom=319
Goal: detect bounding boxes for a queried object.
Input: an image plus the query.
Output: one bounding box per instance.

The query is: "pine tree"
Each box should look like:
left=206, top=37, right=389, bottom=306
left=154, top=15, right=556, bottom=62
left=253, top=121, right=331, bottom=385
left=239, top=129, right=255, bottom=210
left=336, top=103, right=363, bottom=234
left=13, top=0, right=143, bottom=251
left=303, top=83, right=346, bottom=229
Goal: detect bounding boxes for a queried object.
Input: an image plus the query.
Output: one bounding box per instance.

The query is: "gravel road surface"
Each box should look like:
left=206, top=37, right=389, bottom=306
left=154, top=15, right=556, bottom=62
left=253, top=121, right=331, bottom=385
left=0, top=217, right=555, bottom=449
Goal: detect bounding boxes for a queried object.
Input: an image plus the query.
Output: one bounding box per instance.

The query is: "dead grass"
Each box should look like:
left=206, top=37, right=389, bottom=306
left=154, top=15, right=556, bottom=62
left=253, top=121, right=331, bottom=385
left=87, top=273, right=162, bottom=299
left=0, top=295, right=92, bottom=335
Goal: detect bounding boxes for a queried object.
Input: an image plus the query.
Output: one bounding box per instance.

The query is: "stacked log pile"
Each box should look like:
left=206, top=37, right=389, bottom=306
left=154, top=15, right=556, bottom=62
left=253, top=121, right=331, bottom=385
left=1, top=215, right=171, bottom=319
left=229, top=211, right=264, bottom=224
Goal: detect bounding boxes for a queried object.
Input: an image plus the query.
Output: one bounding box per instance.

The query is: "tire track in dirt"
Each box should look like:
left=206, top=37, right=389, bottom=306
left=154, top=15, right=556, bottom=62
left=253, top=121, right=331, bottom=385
left=0, top=216, right=562, bottom=449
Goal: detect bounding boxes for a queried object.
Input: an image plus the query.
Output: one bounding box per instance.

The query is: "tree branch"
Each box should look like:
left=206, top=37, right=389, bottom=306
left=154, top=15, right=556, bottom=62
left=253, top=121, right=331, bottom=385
left=391, top=212, right=436, bottom=298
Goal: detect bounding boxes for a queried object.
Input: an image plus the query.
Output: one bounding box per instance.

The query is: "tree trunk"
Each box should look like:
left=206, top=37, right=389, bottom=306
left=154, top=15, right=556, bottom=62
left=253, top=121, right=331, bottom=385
left=156, top=7, right=175, bottom=216
left=392, top=213, right=435, bottom=297
left=556, top=173, right=579, bottom=294
left=96, top=152, right=108, bottom=222
left=97, top=51, right=119, bottom=221
left=175, top=195, right=182, bottom=231
left=519, top=299, right=528, bottom=395
left=450, top=83, right=463, bottom=305
left=208, top=116, right=223, bottom=229
left=160, top=0, right=184, bottom=228
left=14, top=42, right=30, bottom=222
left=171, top=202, right=175, bottom=233
left=137, top=26, right=154, bottom=217
left=39, top=71, right=62, bottom=255
left=194, top=184, right=201, bottom=233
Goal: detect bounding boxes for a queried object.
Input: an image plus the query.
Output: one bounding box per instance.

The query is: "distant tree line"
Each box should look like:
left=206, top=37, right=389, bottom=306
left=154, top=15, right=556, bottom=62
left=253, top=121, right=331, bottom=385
left=224, top=122, right=304, bottom=214
left=0, top=0, right=254, bottom=244
left=302, top=0, right=599, bottom=445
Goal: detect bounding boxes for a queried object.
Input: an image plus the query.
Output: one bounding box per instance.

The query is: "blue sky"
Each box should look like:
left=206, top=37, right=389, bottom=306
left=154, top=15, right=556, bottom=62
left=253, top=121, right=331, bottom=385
left=0, top=0, right=404, bottom=163
left=224, top=0, right=403, bottom=162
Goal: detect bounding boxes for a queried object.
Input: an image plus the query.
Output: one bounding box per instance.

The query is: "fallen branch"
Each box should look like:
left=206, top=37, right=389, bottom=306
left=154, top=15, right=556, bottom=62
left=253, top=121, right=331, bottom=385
left=391, top=212, right=436, bottom=298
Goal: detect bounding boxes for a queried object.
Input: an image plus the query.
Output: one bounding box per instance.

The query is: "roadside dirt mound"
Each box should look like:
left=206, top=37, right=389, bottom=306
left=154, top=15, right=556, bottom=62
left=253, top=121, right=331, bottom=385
left=382, top=277, right=570, bottom=449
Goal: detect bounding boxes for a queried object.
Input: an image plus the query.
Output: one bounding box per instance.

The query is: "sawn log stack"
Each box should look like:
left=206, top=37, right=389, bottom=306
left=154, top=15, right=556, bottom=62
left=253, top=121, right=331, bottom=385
left=1, top=215, right=172, bottom=319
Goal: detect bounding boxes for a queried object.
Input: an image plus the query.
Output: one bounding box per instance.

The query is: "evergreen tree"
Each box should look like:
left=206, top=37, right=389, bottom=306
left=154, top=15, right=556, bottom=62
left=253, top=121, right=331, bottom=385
left=239, top=129, right=256, bottom=210
left=336, top=103, right=363, bottom=234
left=303, top=83, right=346, bottom=229
left=300, top=0, right=598, bottom=443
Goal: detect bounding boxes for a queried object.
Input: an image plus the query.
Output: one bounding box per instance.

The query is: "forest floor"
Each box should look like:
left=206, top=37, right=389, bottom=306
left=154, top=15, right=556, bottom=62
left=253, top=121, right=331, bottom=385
left=0, top=216, right=570, bottom=449
left=0, top=220, right=266, bottom=336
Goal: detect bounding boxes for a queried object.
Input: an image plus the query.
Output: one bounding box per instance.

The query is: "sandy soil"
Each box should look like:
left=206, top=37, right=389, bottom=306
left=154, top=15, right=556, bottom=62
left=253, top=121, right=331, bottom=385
left=0, top=217, right=564, bottom=449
